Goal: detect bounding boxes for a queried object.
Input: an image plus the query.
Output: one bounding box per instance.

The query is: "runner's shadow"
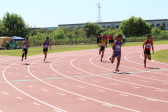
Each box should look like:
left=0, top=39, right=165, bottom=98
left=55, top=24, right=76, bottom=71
left=147, top=67, right=160, bottom=69
left=23, top=63, right=30, bottom=65
left=44, top=61, right=51, bottom=63
left=101, top=61, right=109, bottom=63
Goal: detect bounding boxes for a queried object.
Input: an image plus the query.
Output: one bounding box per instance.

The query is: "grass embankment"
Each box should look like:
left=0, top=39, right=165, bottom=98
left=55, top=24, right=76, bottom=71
left=152, top=49, right=168, bottom=63
left=0, top=40, right=167, bottom=57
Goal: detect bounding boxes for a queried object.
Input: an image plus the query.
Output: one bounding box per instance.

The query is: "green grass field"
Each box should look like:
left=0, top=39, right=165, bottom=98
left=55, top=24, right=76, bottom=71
left=0, top=40, right=167, bottom=58
left=152, top=49, right=168, bottom=63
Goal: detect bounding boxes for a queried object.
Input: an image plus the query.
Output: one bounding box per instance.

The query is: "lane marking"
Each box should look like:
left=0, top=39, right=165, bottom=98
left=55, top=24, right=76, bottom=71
left=77, top=86, right=85, bottom=88
left=78, top=98, right=87, bottom=101
left=33, top=102, right=40, bottom=105
left=103, top=103, right=114, bottom=107
left=62, top=83, right=68, bottom=85
left=42, top=89, right=48, bottom=91
left=120, top=94, right=129, bottom=96
left=16, top=97, right=23, bottom=99
left=140, top=80, right=149, bottom=83
left=93, top=80, right=100, bottom=82
left=51, top=56, right=168, bottom=103
left=146, top=98, right=158, bottom=101
left=3, top=92, right=8, bottom=94
left=28, top=86, right=33, bottom=87
left=58, top=93, right=65, bottom=96
left=109, top=83, right=118, bottom=85
left=97, top=90, right=105, bottom=92
left=3, top=60, right=67, bottom=112
left=28, top=59, right=141, bottom=112
left=132, top=86, right=140, bottom=89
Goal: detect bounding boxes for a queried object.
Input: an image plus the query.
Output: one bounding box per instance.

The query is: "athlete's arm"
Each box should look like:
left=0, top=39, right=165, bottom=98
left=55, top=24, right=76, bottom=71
left=112, top=42, right=116, bottom=51
left=106, top=40, right=107, bottom=48
left=49, top=42, right=51, bottom=50
left=142, top=40, right=146, bottom=52
left=42, top=42, right=44, bottom=48
left=151, top=41, right=154, bottom=54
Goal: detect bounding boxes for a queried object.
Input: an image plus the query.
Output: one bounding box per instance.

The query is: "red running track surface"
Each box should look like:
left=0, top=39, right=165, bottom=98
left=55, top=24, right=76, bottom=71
left=0, top=44, right=168, bottom=112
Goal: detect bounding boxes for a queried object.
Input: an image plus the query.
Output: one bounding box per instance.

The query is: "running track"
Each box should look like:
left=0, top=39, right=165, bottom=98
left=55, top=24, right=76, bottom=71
left=0, top=45, right=168, bottom=112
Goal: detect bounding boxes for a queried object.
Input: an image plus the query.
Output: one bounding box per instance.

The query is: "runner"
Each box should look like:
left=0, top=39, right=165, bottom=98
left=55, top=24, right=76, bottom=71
left=110, top=35, right=122, bottom=72
left=98, top=36, right=107, bottom=62
left=42, top=36, right=51, bottom=61
left=21, top=38, right=30, bottom=61
left=143, top=34, right=154, bottom=68
left=108, top=34, right=114, bottom=46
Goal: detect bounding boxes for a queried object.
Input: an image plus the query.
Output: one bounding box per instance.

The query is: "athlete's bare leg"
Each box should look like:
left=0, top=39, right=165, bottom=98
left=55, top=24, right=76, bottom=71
left=101, top=50, right=105, bottom=62
left=144, top=54, right=148, bottom=68
left=116, top=55, right=121, bottom=70
left=21, top=51, right=25, bottom=61
left=111, top=57, right=115, bottom=63
left=43, top=52, right=47, bottom=61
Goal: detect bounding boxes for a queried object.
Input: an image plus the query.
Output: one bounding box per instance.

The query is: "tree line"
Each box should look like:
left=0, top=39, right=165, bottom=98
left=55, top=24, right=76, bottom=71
left=0, top=12, right=166, bottom=41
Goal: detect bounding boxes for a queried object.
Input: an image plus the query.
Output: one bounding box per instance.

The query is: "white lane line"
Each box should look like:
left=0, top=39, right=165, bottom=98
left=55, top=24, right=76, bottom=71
left=120, top=94, right=129, bottom=96
left=103, top=103, right=114, bottom=107
left=62, top=83, right=68, bottom=85
left=78, top=98, right=87, bottom=101
left=58, top=93, right=65, bottom=96
left=146, top=98, right=158, bottom=101
left=41, top=89, right=48, bottom=91
left=33, top=102, right=40, bottom=105
left=132, top=86, right=140, bottom=89
left=93, top=80, right=100, bottom=82
left=24, top=58, right=140, bottom=112
left=77, top=86, right=85, bottom=88
left=140, top=80, right=149, bottom=83
left=25, top=76, right=29, bottom=77
left=16, top=97, right=23, bottom=99
left=91, top=55, right=168, bottom=84
left=28, top=86, right=33, bottom=87
left=51, top=56, right=168, bottom=104
left=149, top=76, right=156, bottom=77
left=123, top=78, right=129, bottom=80
left=90, top=56, right=168, bottom=92
left=3, top=92, right=8, bottom=94
left=3, top=61, right=67, bottom=112
left=109, top=83, right=118, bottom=85
left=156, top=89, right=166, bottom=92
left=97, top=90, right=105, bottom=92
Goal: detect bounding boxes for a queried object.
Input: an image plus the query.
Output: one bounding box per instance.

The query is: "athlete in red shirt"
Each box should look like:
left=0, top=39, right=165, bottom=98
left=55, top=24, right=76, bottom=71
left=143, top=34, right=154, bottom=68
left=108, top=34, right=114, bottom=46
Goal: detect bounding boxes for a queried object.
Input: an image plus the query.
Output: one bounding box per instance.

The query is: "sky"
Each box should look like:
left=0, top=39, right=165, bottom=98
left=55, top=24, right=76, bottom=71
left=0, top=0, right=167, bottom=27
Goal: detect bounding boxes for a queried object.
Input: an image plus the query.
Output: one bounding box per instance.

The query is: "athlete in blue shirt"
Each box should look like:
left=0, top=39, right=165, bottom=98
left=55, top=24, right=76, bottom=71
left=110, top=35, right=122, bottom=72
left=42, top=37, right=51, bottom=61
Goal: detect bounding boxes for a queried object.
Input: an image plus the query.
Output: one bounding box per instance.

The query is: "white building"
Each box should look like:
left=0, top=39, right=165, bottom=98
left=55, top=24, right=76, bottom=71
left=58, top=19, right=168, bottom=30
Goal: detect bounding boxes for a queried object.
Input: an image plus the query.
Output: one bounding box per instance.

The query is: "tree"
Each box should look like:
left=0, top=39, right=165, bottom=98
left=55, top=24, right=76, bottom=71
left=119, top=16, right=151, bottom=36
left=1, top=12, right=29, bottom=37
left=53, top=28, right=66, bottom=39
left=152, top=27, right=161, bottom=35
left=84, top=22, right=104, bottom=37
left=158, top=25, right=165, bottom=30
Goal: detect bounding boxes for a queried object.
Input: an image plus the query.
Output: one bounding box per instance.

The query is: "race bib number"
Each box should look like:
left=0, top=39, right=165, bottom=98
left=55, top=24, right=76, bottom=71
left=115, top=45, right=120, bottom=51
left=23, top=45, right=27, bottom=48
left=146, top=44, right=151, bottom=48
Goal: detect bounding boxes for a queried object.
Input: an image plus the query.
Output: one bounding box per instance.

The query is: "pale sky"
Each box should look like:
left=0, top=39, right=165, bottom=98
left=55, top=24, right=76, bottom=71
left=0, top=0, right=167, bottom=27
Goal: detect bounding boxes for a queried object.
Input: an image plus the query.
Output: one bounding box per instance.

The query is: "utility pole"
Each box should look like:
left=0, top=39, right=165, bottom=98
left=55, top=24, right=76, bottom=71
left=97, top=2, right=102, bottom=23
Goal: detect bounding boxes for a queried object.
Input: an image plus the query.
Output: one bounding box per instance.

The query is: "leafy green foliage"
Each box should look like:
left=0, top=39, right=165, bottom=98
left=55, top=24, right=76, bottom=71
left=1, top=12, right=29, bottom=37
left=119, top=16, right=151, bottom=36
left=84, top=22, right=104, bottom=37
left=152, top=27, right=161, bottom=35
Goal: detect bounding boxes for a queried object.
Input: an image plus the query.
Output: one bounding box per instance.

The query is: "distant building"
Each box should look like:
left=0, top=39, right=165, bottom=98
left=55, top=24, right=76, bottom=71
left=58, top=19, right=168, bottom=30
